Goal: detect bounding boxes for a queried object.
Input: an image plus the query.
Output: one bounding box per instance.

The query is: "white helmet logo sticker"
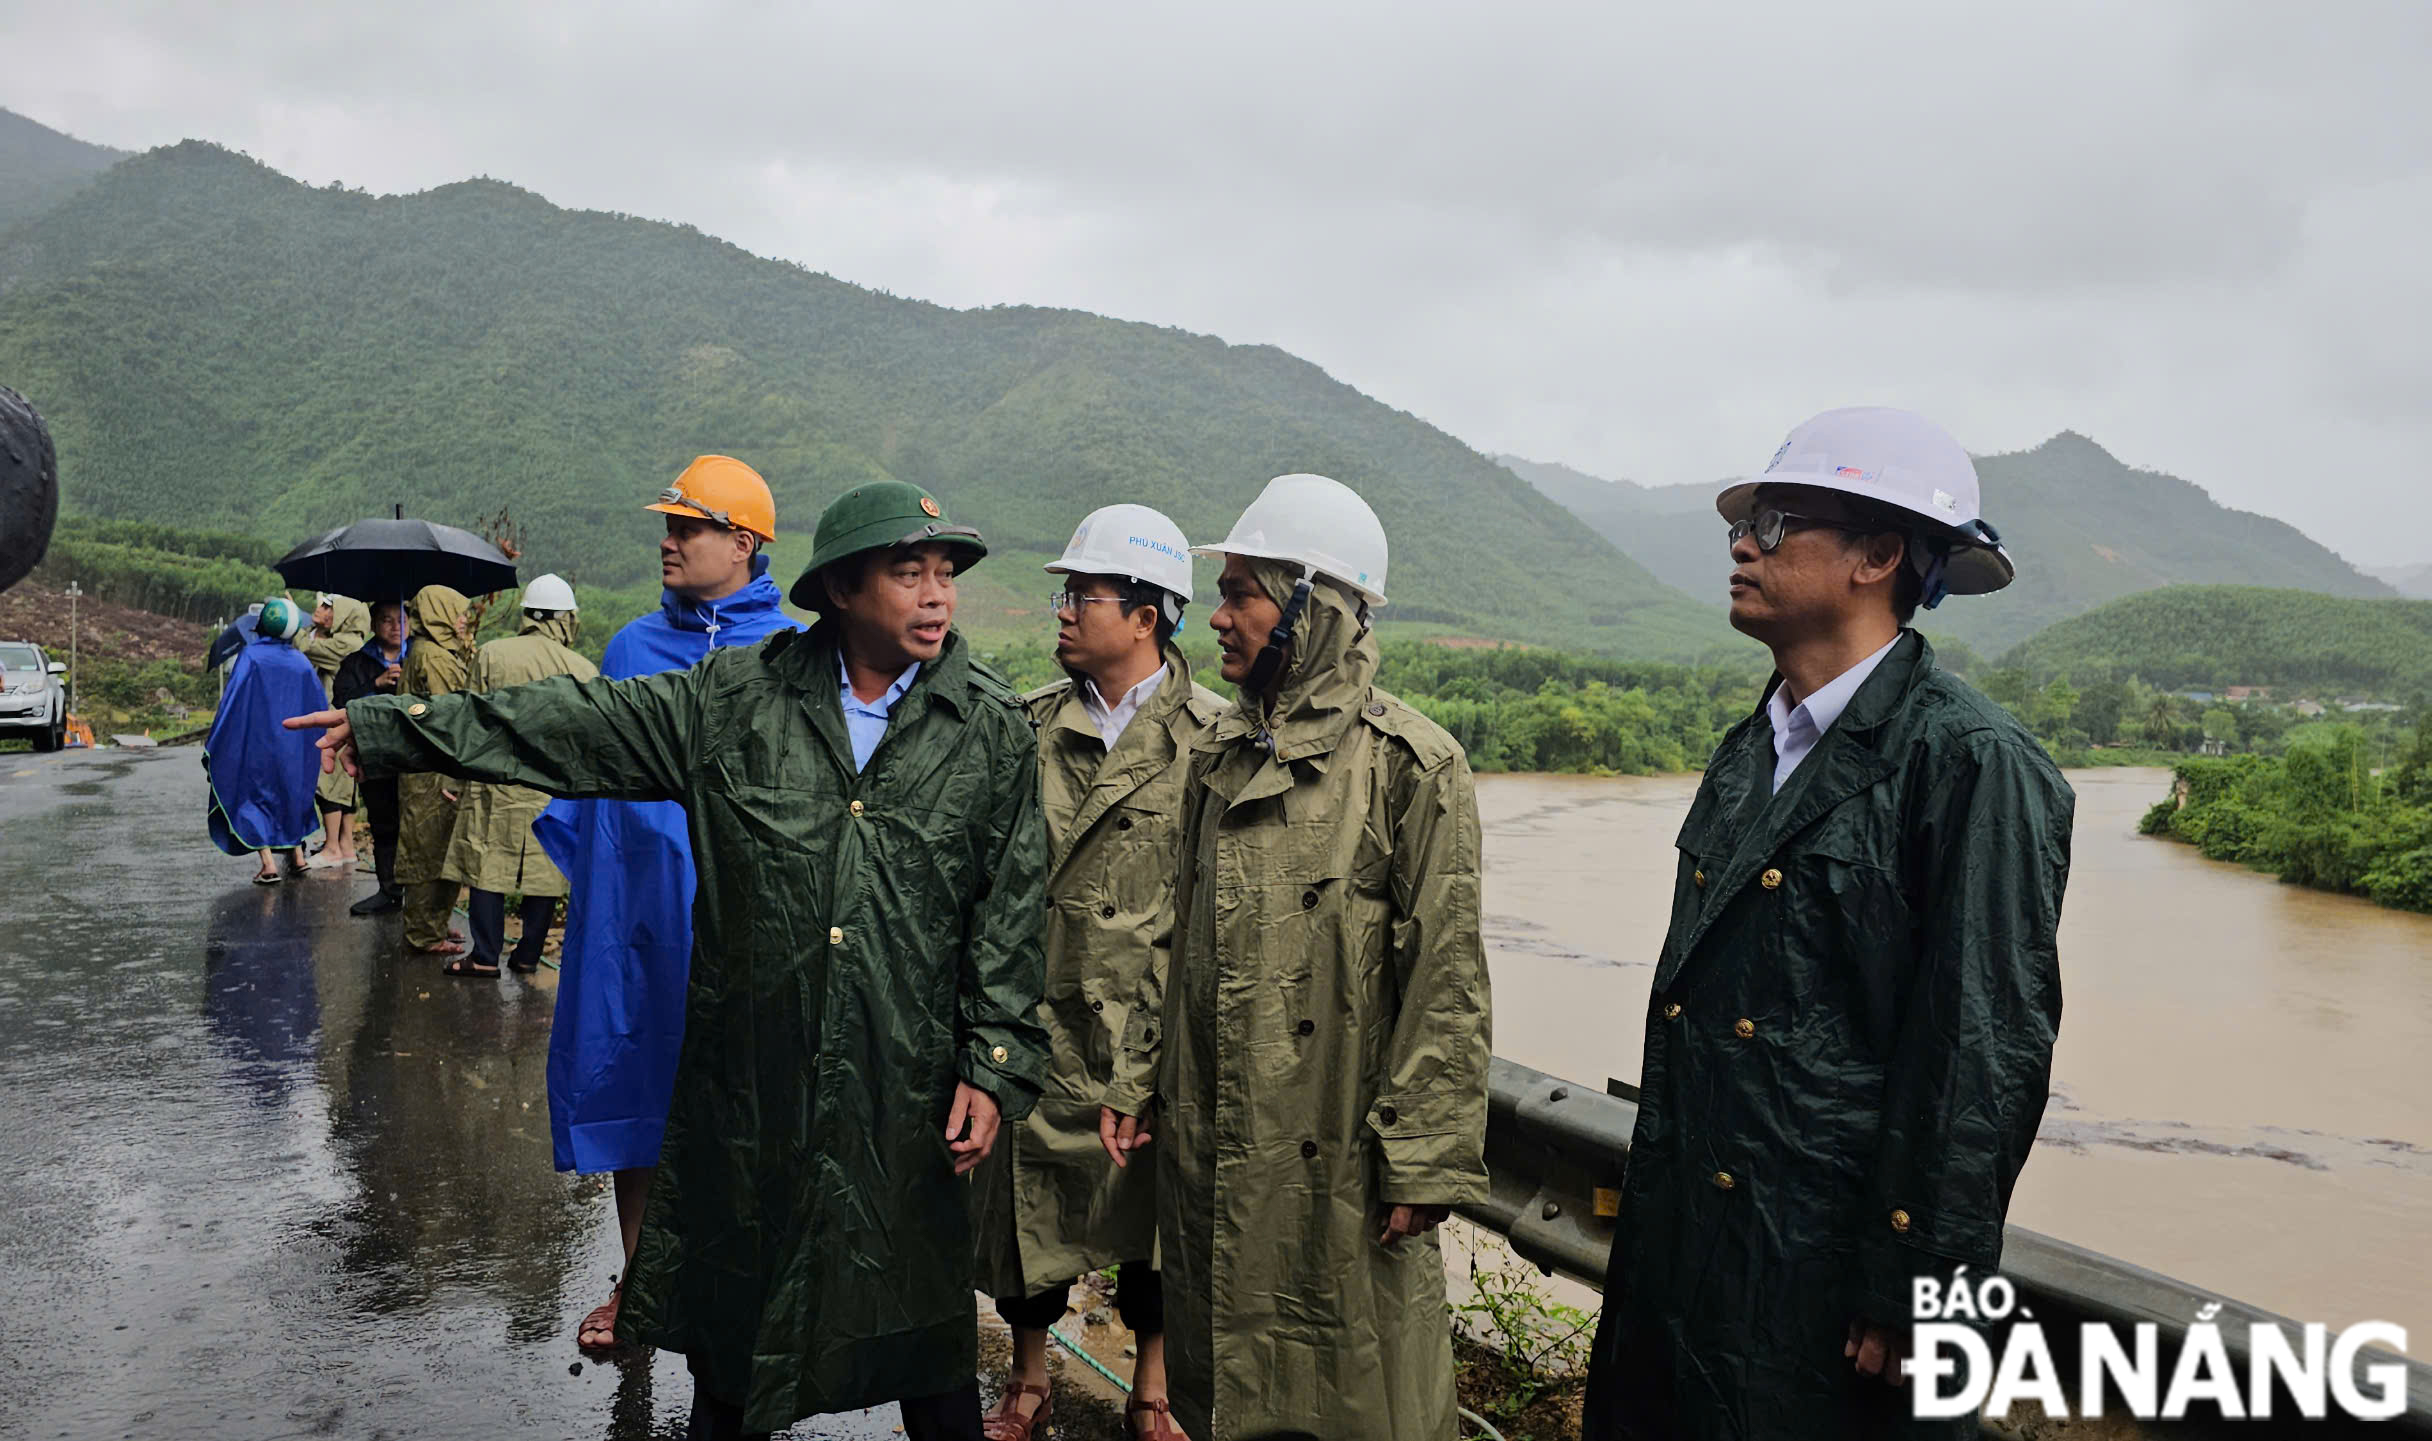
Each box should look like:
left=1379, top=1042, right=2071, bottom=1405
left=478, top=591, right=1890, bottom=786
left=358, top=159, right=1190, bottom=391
left=1932, top=489, right=1958, bottom=514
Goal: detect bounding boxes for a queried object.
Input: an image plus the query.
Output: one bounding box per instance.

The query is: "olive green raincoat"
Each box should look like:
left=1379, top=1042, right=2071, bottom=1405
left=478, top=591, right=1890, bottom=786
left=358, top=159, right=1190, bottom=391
left=300, top=596, right=370, bottom=812
left=1121, top=562, right=1491, bottom=1441
left=394, top=586, right=474, bottom=893
left=972, top=643, right=1225, bottom=1299
left=1585, top=632, right=2073, bottom=1441
left=345, top=623, right=1048, bottom=1430
left=439, top=613, right=597, bottom=896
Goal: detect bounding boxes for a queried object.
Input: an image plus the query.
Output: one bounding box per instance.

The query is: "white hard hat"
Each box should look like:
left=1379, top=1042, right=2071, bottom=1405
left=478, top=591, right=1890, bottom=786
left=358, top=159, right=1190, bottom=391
left=1046, top=504, right=1194, bottom=606
left=1191, top=473, right=1388, bottom=606
left=1717, top=406, right=2014, bottom=597
left=522, top=573, right=578, bottom=613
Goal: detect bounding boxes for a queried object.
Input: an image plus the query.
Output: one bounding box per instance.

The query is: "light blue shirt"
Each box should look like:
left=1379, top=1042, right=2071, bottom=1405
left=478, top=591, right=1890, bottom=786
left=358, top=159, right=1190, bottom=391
left=1766, top=633, right=1899, bottom=793
left=840, top=654, right=920, bottom=772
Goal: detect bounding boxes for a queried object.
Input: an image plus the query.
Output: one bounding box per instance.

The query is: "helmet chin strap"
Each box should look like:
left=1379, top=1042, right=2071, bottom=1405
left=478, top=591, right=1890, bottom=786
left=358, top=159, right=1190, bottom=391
left=1245, top=567, right=1315, bottom=699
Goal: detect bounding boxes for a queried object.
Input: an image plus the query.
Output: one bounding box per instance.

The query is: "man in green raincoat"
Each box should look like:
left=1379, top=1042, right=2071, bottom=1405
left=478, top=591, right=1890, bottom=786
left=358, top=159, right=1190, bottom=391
left=1583, top=408, right=2074, bottom=1440
left=300, top=593, right=370, bottom=871
left=971, top=504, right=1222, bottom=1440
left=438, top=574, right=597, bottom=977
left=1105, top=474, right=1492, bottom=1441
left=395, top=585, right=476, bottom=957
left=289, top=480, right=1046, bottom=1441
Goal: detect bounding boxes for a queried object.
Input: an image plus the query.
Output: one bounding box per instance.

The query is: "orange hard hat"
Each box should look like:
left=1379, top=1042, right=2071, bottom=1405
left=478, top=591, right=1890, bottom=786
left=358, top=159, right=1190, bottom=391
left=644, top=455, right=777, bottom=542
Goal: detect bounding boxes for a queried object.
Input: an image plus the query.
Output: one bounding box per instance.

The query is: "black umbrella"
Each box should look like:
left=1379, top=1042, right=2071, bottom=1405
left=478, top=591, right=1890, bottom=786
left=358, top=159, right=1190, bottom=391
left=0, top=386, right=59, bottom=595
left=206, top=613, right=258, bottom=671
left=274, top=507, right=517, bottom=601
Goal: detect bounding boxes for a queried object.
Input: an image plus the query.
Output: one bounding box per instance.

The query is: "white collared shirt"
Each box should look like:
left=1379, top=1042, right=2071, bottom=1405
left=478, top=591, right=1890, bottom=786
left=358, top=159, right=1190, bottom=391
left=1080, top=664, right=1169, bottom=751
left=1767, top=635, right=1900, bottom=793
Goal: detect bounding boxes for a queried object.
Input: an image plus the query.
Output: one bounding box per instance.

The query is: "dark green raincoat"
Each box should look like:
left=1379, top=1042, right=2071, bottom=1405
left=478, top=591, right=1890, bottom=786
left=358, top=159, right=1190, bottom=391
left=345, top=624, right=1049, bottom=1430
left=1125, top=563, right=1492, bottom=1441
left=1586, top=632, right=2073, bottom=1440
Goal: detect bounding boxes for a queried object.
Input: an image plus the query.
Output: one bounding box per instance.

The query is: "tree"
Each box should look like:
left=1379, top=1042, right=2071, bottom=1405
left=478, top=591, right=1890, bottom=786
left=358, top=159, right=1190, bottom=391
left=2144, top=694, right=2183, bottom=751
left=2075, top=677, right=2129, bottom=746
left=2035, top=676, right=2081, bottom=740
left=2202, top=706, right=2239, bottom=747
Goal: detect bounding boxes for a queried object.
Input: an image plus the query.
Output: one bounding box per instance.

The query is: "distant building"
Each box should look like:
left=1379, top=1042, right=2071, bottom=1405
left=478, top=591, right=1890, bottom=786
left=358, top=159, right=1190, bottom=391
left=2177, top=690, right=2216, bottom=704
left=2294, top=699, right=2326, bottom=717
left=2224, top=686, right=2273, bottom=703
left=2341, top=700, right=2403, bottom=714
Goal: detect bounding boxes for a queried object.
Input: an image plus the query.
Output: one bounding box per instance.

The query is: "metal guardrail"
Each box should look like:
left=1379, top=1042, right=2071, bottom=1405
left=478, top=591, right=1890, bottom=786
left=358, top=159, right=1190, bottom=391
left=1460, top=1055, right=2432, bottom=1434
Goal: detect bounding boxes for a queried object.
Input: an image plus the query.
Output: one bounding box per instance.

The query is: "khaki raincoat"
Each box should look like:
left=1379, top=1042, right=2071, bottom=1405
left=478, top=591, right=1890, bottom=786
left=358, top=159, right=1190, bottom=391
left=394, top=586, right=474, bottom=890
left=299, top=596, right=369, bottom=812
left=972, top=644, right=1225, bottom=1299
left=1584, top=631, right=2073, bottom=1441
left=440, top=612, right=597, bottom=896
left=1119, top=562, right=1491, bottom=1441
left=345, top=623, right=1048, bottom=1430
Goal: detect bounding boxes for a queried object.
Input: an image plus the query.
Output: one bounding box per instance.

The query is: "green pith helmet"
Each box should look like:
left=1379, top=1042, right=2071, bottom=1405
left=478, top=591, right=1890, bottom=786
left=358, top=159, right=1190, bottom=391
left=257, top=597, right=305, bottom=642
left=791, top=480, right=989, bottom=609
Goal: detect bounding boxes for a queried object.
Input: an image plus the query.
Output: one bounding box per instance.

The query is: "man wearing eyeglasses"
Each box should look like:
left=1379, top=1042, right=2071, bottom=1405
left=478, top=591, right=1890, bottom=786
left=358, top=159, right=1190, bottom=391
left=1583, top=407, right=2074, bottom=1441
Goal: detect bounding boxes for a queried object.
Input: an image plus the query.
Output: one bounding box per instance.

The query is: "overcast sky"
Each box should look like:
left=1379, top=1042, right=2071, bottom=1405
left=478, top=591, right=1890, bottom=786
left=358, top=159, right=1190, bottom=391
left=7, top=1, right=2427, bottom=564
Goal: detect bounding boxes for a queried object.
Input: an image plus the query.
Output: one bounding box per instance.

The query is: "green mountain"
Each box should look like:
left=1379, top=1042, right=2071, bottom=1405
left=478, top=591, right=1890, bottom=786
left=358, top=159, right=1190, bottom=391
left=0, top=107, right=126, bottom=232
left=2001, top=585, right=2432, bottom=699
left=0, top=141, right=1734, bottom=657
left=1501, top=434, right=2394, bottom=656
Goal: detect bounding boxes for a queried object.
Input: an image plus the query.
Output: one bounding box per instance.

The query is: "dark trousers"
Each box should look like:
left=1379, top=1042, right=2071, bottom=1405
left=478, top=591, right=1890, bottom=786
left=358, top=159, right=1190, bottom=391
left=994, top=1263, right=1163, bottom=1336
left=362, top=776, right=401, bottom=895
left=684, top=1380, right=982, bottom=1441
left=466, top=889, right=554, bottom=971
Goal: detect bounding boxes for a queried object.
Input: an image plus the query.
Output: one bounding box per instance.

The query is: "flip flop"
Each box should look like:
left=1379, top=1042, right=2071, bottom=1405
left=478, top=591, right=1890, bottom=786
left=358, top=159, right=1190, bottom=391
left=416, top=941, right=468, bottom=957
left=441, top=957, right=500, bottom=978
left=252, top=871, right=281, bottom=886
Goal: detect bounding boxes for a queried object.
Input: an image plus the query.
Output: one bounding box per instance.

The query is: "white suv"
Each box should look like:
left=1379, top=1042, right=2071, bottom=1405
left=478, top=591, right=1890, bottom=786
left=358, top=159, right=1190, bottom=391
left=0, top=641, right=68, bottom=751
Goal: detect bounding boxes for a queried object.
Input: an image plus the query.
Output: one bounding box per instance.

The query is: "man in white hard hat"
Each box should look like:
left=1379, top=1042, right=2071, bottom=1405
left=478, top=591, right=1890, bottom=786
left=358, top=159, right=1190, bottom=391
left=971, top=504, right=1223, bottom=1440
left=1583, top=408, right=2074, bottom=1441
left=438, top=574, right=597, bottom=978
left=1100, top=474, right=1491, bottom=1440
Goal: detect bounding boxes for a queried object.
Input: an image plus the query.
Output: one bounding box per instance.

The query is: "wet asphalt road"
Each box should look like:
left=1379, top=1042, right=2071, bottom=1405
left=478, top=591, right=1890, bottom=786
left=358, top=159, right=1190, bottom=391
left=0, top=749, right=942, bottom=1439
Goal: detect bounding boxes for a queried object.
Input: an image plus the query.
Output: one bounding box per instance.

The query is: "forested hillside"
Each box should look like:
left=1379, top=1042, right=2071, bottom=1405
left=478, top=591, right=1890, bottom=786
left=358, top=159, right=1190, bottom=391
left=2001, top=585, right=2432, bottom=698
left=1502, top=433, right=2393, bottom=656
left=0, top=142, right=1734, bottom=657
left=0, top=107, right=125, bottom=231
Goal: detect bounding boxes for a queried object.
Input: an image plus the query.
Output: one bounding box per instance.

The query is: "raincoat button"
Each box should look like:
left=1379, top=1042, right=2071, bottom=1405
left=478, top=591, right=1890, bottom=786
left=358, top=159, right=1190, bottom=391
left=1663, top=1002, right=1682, bottom=1019
left=1890, top=1208, right=1912, bottom=1233
left=1100, top=904, right=1117, bottom=919
left=1694, top=869, right=1706, bottom=888
left=1091, top=999, right=1104, bottom=1012
left=408, top=702, right=428, bottom=717
left=1301, top=890, right=1319, bottom=909
left=1296, top=1019, right=1314, bottom=1036
left=992, top=1045, right=1008, bottom=1064
left=849, top=800, right=864, bottom=816
left=1367, top=703, right=1387, bottom=717
left=1713, top=1171, right=1735, bottom=1191
left=828, top=927, right=842, bottom=945
left=1300, top=1140, right=1319, bottom=1159
left=1734, top=1018, right=1755, bottom=1039
left=1117, top=816, right=1133, bottom=830
left=1760, top=867, right=1783, bottom=890
left=1379, top=1105, right=1398, bottom=1125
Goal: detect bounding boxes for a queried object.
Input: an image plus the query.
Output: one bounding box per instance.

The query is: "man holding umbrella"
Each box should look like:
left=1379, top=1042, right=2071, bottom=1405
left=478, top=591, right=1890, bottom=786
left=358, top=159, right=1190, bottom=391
left=290, top=478, right=1048, bottom=1440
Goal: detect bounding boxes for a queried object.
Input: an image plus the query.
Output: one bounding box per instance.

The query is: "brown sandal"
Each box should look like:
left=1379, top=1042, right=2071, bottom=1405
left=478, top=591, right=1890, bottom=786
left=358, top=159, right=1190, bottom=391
left=982, top=1380, right=1052, bottom=1440
left=1125, top=1395, right=1182, bottom=1439
left=576, top=1282, right=621, bottom=1353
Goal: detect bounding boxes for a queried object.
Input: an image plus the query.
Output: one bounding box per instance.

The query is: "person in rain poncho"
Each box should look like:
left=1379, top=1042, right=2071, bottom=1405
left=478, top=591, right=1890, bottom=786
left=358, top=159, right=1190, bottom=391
left=394, top=585, right=477, bottom=956
left=299, top=593, right=371, bottom=871
left=530, top=459, right=800, bottom=1354
left=290, top=477, right=1047, bottom=1441
left=1102, top=474, right=1492, bottom=1441
left=205, top=597, right=329, bottom=883
left=970, top=505, right=1224, bottom=1441
left=1581, top=408, right=2073, bottom=1441
left=437, top=574, right=597, bottom=978
left=336, top=600, right=410, bottom=915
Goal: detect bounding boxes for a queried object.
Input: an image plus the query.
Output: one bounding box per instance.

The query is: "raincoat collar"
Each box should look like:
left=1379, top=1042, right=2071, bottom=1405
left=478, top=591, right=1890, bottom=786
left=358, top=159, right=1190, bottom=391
left=1208, top=558, right=1376, bottom=771
left=660, top=554, right=787, bottom=637
left=1042, top=642, right=1206, bottom=872
left=359, top=632, right=409, bottom=666
left=520, top=611, right=583, bottom=649
left=1665, top=630, right=1935, bottom=979
left=768, top=621, right=982, bottom=779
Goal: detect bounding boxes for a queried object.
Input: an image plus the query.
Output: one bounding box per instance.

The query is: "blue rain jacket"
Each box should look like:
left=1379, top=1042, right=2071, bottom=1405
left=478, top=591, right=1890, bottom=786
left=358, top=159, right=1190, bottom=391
left=534, top=557, right=800, bottom=1173
left=204, top=630, right=330, bottom=854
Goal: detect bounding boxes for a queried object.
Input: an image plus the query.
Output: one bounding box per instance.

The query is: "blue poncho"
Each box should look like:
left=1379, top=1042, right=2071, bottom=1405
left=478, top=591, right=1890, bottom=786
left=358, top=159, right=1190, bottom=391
left=533, top=557, right=800, bottom=1173
left=204, top=630, right=330, bottom=854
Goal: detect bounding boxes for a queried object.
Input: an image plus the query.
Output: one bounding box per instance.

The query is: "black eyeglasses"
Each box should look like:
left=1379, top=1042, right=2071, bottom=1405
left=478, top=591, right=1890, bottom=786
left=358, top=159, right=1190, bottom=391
left=1726, top=507, right=1863, bottom=553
